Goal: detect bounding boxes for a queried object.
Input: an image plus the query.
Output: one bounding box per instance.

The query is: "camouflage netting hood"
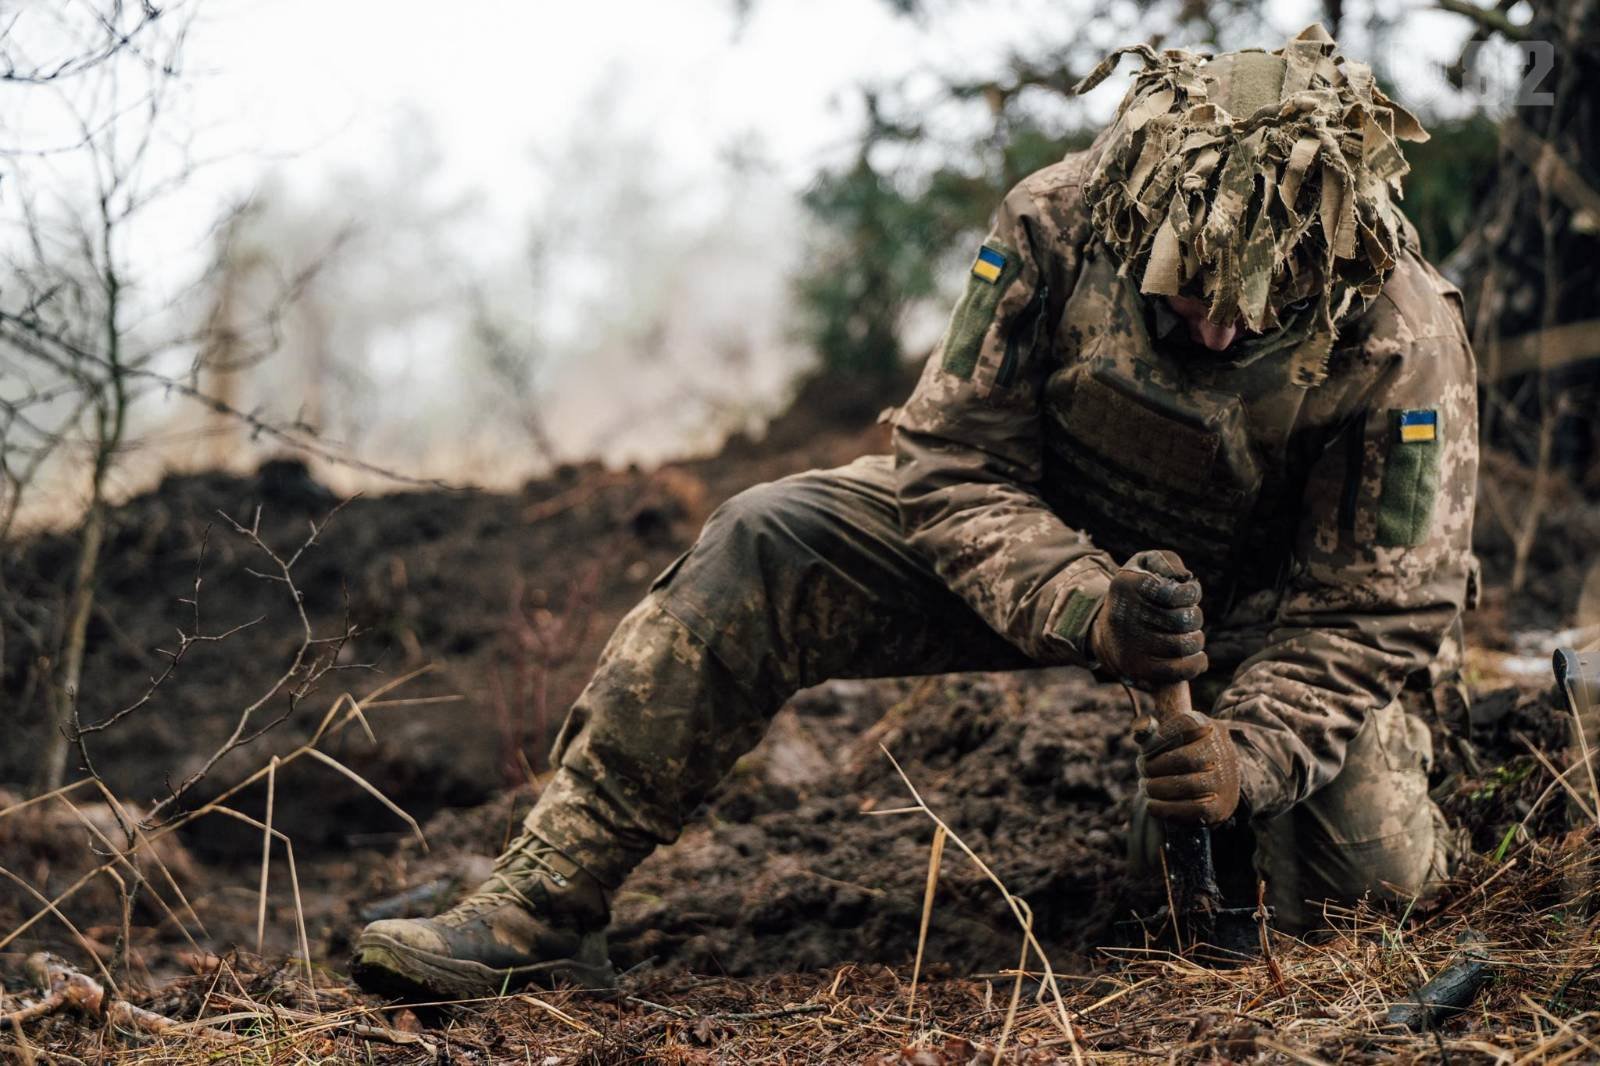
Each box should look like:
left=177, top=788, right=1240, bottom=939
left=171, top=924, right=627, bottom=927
left=1072, top=24, right=1428, bottom=344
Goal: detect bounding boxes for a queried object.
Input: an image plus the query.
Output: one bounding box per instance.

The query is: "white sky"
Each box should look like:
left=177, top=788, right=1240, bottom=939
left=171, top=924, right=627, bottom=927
left=3, top=0, right=1487, bottom=504
left=186, top=0, right=1475, bottom=203
left=199, top=0, right=1089, bottom=200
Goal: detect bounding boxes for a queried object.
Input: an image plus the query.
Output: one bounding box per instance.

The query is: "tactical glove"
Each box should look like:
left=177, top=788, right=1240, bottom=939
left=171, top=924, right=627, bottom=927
left=1136, top=708, right=1242, bottom=827
left=1088, top=550, right=1207, bottom=684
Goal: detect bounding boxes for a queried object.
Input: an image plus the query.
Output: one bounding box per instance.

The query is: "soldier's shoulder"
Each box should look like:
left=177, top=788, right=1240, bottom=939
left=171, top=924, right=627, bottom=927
left=1359, top=250, right=1470, bottom=351
left=1017, top=151, right=1094, bottom=204
left=1008, top=152, right=1094, bottom=247
left=1327, top=249, right=1474, bottom=393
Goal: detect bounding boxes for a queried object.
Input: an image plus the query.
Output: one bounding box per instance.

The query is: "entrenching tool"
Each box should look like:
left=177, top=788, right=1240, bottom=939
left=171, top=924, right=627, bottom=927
left=1138, top=678, right=1266, bottom=965
left=1555, top=646, right=1598, bottom=723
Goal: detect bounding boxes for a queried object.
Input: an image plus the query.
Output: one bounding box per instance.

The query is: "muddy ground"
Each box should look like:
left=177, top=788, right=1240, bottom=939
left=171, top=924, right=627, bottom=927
left=2, top=371, right=1597, bottom=1061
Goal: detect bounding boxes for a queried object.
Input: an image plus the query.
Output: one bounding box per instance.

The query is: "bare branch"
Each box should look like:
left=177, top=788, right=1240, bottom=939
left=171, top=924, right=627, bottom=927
left=144, top=497, right=367, bottom=823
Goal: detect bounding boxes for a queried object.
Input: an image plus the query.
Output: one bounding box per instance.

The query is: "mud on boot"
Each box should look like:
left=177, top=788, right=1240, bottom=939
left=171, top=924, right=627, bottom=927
left=351, top=832, right=617, bottom=1001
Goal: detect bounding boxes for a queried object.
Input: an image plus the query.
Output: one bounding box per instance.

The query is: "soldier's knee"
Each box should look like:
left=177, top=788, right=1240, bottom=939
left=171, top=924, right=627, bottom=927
left=1262, top=807, right=1453, bottom=931
left=1259, top=704, right=1457, bottom=929
left=700, top=476, right=829, bottom=559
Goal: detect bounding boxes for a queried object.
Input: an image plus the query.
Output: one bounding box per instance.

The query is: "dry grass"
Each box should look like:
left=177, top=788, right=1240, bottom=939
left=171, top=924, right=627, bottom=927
left=3, top=751, right=1598, bottom=1063
left=1, top=639, right=1594, bottom=1062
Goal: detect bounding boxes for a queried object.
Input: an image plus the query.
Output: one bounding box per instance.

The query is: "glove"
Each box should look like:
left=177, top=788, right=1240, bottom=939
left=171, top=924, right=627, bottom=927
left=1135, top=708, right=1242, bottom=827
left=1088, top=549, right=1207, bottom=684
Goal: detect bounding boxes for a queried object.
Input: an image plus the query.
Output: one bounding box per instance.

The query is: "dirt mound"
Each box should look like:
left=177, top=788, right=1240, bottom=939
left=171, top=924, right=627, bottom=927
left=609, top=671, right=1135, bottom=977
left=1, top=373, right=900, bottom=857
left=1, top=360, right=1593, bottom=1021
left=0, top=370, right=913, bottom=974
left=358, top=671, right=1139, bottom=979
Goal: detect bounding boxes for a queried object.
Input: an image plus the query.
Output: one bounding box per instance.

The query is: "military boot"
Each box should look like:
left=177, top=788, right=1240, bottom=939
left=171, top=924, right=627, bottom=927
left=350, top=830, right=616, bottom=1000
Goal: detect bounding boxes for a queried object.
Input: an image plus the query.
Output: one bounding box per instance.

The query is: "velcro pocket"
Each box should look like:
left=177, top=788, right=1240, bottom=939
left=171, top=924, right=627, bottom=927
left=940, top=240, right=1021, bottom=379
left=1376, top=409, right=1442, bottom=547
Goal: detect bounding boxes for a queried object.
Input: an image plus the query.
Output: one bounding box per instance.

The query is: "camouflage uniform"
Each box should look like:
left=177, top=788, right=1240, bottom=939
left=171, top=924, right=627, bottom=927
left=526, top=43, right=1477, bottom=935
left=531, top=195, right=1475, bottom=930
left=353, top=29, right=1478, bottom=995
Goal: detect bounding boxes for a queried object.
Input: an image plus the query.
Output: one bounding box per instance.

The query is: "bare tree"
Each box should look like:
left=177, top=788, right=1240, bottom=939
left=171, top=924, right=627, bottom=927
left=0, top=2, right=164, bottom=89
left=0, top=4, right=411, bottom=793
left=0, top=4, right=199, bottom=791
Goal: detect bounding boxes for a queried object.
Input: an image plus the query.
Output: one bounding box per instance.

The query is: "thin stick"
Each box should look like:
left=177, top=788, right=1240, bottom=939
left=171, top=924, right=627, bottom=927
left=520, top=992, right=604, bottom=1036
left=257, top=755, right=277, bottom=953
left=303, top=748, right=427, bottom=850
left=1, top=953, right=239, bottom=1044
left=1079, top=976, right=1156, bottom=1017
left=1157, top=839, right=1184, bottom=956
left=0, top=865, right=118, bottom=992
left=0, top=671, right=429, bottom=957
left=0, top=778, right=96, bottom=822
left=1520, top=734, right=1599, bottom=824
left=908, top=823, right=946, bottom=1018
left=993, top=899, right=1033, bottom=1065
left=205, top=805, right=316, bottom=1006
left=54, top=793, right=203, bottom=958
left=96, top=784, right=209, bottom=940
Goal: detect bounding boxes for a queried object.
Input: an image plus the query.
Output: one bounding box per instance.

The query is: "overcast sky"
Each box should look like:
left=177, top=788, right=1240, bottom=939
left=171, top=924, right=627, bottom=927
left=185, top=0, right=1474, bottom=206
left=3, top=0, right=1484, bottom=502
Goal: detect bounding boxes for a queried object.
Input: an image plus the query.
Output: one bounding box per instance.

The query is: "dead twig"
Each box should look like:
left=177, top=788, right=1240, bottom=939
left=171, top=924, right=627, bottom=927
left=0, top=953, right=239, bottom=1045
left=624, top=996, right=830, bottom=1023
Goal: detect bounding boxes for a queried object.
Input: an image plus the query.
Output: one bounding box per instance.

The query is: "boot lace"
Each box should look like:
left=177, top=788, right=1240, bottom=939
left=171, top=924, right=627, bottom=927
left=440, top=830, right=570, bottom=925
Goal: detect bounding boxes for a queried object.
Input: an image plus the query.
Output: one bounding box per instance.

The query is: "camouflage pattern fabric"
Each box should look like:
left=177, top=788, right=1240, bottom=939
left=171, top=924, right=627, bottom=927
left=529, top=455, right=1031, bottom=888
left=892, top=143, right=1477, bottom=826
left=519, top=27, right=1476, bottom=930
left=526, top=454, right=1459, bottom=920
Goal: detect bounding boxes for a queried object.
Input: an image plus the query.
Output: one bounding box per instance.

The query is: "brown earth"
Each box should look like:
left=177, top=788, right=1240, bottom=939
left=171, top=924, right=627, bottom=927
left=2, top=370, right=1597, bottom=1062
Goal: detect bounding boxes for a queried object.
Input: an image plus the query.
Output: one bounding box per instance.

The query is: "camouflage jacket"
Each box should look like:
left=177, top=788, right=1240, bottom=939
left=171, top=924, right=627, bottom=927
left=892, top=152, right=1478, bottom=819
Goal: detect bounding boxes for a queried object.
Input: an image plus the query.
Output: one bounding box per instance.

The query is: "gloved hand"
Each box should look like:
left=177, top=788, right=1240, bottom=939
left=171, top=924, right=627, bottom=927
left=1089, top=550, right=1207, bottom=684
left=1135, top=709, right=1242, bottom=827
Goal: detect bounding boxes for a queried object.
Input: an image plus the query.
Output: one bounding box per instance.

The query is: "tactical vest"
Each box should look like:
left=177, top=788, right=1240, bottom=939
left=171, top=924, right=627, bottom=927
left=1037, top=244, right=1337, bottom=610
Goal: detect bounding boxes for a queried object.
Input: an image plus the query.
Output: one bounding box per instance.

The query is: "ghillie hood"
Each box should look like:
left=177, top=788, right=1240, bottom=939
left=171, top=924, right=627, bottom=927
left=1072, top=24, right=1428, bottom=345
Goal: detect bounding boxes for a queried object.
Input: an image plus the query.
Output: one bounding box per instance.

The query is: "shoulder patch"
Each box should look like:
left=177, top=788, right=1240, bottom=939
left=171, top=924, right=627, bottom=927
left=971, top=246, right=1007, bottom=284
left=1397, top=408, right=1437, bottom=442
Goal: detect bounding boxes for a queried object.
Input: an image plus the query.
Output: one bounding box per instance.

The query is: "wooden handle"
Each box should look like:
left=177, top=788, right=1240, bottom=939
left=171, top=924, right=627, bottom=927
left=1150, top=679, right=1192, bottom=726
left=1144, top=679, right=1224, bottom=941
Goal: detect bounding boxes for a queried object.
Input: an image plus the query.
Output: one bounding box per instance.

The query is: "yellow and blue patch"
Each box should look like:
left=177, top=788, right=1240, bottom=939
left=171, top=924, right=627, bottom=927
left=971, top=245, right=1007, bottom=284
left=1397, top=409, right=1439, bottom=443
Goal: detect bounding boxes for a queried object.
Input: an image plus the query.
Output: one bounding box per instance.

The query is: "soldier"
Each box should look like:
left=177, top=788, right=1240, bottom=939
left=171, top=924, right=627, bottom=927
left=352, top=25, right=1477, bottom=1000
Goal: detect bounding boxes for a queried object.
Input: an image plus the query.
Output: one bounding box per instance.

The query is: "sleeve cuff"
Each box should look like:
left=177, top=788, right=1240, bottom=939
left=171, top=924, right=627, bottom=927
left=1219, top=719, right=1292, bottom=821
left=1045, top=564, right=1113, bottom=663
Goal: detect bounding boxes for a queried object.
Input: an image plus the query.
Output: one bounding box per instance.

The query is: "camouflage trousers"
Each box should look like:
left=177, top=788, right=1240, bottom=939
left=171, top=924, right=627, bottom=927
left=524, top=455, right=1455, bottom=932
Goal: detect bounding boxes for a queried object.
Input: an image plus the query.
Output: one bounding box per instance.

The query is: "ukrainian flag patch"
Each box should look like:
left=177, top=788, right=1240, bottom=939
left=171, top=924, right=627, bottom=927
left=1397, top=409, right=1439, bottom=443
left=971, top=245, right=1007, bottom=284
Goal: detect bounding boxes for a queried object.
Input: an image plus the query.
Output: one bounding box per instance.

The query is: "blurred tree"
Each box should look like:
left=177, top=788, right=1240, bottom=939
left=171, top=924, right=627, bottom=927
left=1439, top=0, right=1600, bottom=584
left=1401, top=115, right=1502, bottom=262
left=1442, top=0, right=1600, bottom=480
left=191, top=123, right=473, bottom=468
left=788, top=0, right=1257, bottom=383
left=795, top=96, right=956, bottom=382
left=0, top=2, right=161, bottom=92
left=787, top=0, right=1600, bottom=515
left=796, top=107, right=1091, bottom=381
